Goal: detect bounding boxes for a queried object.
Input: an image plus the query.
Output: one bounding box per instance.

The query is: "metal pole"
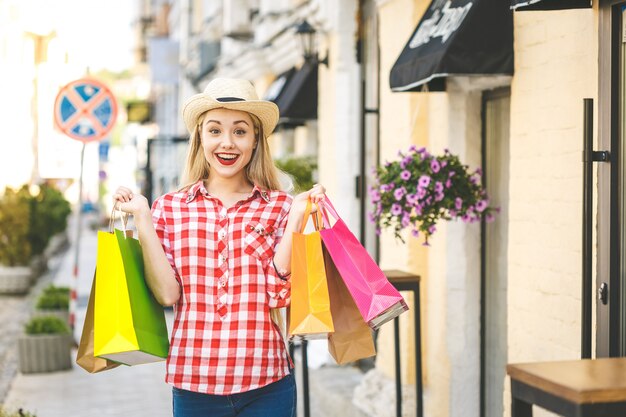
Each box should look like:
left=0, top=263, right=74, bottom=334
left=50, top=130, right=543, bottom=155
left=394, top=317, right=402, bottom=417
left=69, top=143, right=85, bottom=333
left=582, top=98, right=593, bottom=359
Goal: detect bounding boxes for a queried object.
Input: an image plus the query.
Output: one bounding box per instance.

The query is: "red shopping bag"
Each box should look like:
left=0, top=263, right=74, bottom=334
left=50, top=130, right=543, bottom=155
left=319, top=197, right=408, bottom=330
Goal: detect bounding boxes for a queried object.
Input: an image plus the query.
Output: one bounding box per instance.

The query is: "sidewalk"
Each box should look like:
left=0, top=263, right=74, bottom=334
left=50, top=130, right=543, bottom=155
left=0, top=212, right=369, bottom=417
left=2, top=213, right=171, bottom=417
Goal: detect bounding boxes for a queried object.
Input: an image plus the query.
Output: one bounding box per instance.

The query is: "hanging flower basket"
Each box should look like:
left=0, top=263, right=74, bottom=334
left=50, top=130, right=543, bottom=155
left=369, top=146, right=498, bottom=245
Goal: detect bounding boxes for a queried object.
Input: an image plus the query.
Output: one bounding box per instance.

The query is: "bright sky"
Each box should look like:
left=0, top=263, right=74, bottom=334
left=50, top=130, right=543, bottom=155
left=25, top=0, right=136, bottom=72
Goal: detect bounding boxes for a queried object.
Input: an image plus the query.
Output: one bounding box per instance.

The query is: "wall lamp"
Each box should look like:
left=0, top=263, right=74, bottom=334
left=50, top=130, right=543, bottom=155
left=295, top=19, right=329, bottom=66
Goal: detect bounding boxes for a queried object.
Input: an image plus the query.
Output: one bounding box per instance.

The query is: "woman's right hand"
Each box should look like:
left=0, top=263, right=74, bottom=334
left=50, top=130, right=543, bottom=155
left=113, top=186, right=150, bottom=218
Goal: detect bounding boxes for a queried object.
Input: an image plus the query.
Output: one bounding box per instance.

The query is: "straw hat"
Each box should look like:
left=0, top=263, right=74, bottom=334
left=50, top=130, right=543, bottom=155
left=182, top=78, right=279, bottom=137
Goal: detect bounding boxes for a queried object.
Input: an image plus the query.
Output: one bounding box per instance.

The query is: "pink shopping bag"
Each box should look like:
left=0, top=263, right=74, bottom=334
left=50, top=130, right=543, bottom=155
left=319, top=197, right=408, bottom=330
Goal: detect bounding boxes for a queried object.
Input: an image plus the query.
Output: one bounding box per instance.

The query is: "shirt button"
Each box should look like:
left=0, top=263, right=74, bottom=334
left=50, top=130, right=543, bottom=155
left=219, top=230, right=226, bottom=239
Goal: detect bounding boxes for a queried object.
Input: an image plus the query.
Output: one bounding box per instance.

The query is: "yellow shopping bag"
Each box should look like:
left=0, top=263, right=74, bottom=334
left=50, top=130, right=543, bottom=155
left=94, top=211, right=169, bottom=365
left=288, top=200, right=334, bottom=339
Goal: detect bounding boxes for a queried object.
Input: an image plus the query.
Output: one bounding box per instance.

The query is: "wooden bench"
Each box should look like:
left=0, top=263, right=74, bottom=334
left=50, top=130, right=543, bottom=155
left=507, top=358, right=626, bottom=416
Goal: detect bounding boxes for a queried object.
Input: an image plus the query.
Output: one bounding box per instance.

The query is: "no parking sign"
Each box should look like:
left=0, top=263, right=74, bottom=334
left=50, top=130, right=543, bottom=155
left=53, top=78, right=118, bottom=143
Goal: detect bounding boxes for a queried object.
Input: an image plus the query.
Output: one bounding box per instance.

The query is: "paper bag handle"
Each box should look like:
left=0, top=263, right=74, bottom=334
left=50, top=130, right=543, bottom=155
left=108, top=206, right=130, bottom=236
left=299, top=199, right=324, bottom=234
left=319, top=197, right=339, bottom=229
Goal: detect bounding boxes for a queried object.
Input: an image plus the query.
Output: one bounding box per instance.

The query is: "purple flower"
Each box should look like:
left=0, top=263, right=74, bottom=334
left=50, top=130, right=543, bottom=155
left=485, top=213, right=495, bottom=223
left=406, top=193, right=418, bottom=205
left=375, top=228, right=382, bottom=235
left=470, top=175, right=479, bottom=185
left=370, top=189, right=381, bottom=202
left=428, top=225, right=437, bottom=234
left=411, top=229, right=420, bottom=237
left=418, top=175, right=431, bottom=188
left=408, top=145, right=418, bottom=152
left=401, top=213, right=411, bottom=227
left=448, top=171, right=456, bottom=178
left=394, top=187, right=406, bottom=201
left=417, top=186, right=427, bottom=199
left=417, top=147, right=426, bottom=153
left=391, top=204, right=403, bottom=216
left=449, top=209, right=457, bottom=217
left=441, top=160, right=447, bottom=168
left=435, top=192, right=444, bottom=202
left=400, top=170, right=411, bottom=180
left=415, top=204, right=423, bottom=216
left=434, top=181, right=444, bottom=193
left=430, top=159, right=441, bottom=173
left=384, top=161, right=392, bottom=167
left=445, top=179, right=452, bottom=188
left=475, top=199, right=488, bottom=212
left=461, top=214, right=471, bottom=223
left=368, top=212, right=376, bottom=222
left=475, top=167, right=483, bottom=176
left=455, top=197, right=463, bottom=210
left=400, top=160, right=407, bottom=169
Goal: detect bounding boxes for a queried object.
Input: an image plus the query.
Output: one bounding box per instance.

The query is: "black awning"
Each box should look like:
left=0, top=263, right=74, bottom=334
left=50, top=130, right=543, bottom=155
left=511, top=0, right=591, bottom=11
left=265, top=62, right=318, bottom=125
left=389, top=0, right=513, bottom=92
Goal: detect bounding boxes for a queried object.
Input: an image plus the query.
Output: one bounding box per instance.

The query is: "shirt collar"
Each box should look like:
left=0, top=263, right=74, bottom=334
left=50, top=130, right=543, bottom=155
left=185, top=180, right=271, bottom=204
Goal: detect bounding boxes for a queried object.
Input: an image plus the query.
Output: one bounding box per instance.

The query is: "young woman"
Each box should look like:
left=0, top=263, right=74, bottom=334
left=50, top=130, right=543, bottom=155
left=113, top=78, right=325, bottom=417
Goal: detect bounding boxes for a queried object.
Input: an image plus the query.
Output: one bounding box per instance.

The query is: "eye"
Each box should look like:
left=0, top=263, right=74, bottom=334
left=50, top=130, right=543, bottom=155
left=234, top=128, right=247, bottom=135
left=208, top=128, right=220, bottom=134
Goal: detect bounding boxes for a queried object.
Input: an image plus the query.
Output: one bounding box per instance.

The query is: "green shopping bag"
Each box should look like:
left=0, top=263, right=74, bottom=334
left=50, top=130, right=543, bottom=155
left=94, top=216, right=169, bottom=366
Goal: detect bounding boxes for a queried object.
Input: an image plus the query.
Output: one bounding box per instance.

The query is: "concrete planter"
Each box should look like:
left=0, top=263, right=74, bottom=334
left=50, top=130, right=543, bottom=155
left=0, top=266, right=33, bottom=294
left=29, top=254, right=48, bottom=282
left=18, top=333, right=72, bottom=374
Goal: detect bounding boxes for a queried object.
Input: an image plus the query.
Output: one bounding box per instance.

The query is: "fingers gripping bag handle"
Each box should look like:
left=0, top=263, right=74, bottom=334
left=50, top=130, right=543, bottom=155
left=109, top=206, right=132, bottom=238
left=300, top=199, right=323, bottom=234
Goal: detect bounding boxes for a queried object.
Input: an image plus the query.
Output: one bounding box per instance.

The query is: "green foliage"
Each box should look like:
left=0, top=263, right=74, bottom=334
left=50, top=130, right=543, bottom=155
left=24, top=315, right=70, bottom=335
left=0, top=408, right=37, bottom=417
left=27, top=184, right=71, bottom=255
left=0, top=184, right=72, bottom=263
left=275, top=156, right=318, bottom=194
left=36, top=285, right=70, bottom=310
left=0, top=187, right=32, bottom=266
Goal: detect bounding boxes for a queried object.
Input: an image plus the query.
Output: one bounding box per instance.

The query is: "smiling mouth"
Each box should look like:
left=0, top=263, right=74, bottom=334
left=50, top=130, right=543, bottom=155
left=216, top=153, right=240, bottom=166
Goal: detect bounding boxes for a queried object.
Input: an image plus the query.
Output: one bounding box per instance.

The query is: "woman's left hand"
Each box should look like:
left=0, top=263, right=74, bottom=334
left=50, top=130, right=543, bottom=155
left=291, top=184, right=326, bottom=218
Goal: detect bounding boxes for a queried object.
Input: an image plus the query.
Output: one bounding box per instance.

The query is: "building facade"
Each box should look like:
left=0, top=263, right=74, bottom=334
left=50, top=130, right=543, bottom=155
left=138, top=0, right=626, bottom=417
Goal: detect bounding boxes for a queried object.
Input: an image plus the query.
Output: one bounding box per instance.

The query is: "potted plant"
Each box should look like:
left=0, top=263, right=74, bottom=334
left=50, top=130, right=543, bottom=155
left=0, top=187, right=33, bottom=294
left=276, top=155, right=318, bottom=193
left=369, top=146, right=498, bottom=245
left=38, top=184, right=71, bottom=257
left=33, top=284, right=70, bottom=324
left=18, top=315, right=72, bottom=374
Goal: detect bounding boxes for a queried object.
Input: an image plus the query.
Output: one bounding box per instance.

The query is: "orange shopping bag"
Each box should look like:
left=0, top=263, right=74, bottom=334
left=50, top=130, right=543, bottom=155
left=288, top=200, right=334, bottom=339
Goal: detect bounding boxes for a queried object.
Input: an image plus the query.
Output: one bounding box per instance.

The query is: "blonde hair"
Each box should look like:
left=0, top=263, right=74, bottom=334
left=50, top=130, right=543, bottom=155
left=178, top=109, right=288, bottom=338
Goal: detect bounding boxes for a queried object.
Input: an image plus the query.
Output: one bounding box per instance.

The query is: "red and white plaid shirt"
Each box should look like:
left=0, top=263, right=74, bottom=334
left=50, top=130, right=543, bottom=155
left=151, top=180, right=292, bottom=395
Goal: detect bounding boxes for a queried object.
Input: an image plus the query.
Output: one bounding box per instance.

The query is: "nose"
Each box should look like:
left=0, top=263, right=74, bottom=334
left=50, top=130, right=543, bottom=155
left=220, top=133, right=235, bottom=149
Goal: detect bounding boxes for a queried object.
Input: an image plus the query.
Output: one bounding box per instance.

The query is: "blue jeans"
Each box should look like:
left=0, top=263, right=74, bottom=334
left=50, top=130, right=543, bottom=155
left=172, top=373, right=296, bottom=417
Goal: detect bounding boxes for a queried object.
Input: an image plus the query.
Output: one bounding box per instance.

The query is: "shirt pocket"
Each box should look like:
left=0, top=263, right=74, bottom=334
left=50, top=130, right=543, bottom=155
left=244, top=221, right=276, bottom=261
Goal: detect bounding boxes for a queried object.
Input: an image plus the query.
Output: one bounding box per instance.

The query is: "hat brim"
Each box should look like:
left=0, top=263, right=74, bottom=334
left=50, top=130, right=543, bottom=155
left=182, top=95, right=279, bottom=137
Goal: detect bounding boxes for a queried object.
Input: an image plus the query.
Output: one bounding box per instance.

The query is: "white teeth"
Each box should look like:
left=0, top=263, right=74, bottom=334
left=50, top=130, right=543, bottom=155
left=217, top=154, right=238, bottom=160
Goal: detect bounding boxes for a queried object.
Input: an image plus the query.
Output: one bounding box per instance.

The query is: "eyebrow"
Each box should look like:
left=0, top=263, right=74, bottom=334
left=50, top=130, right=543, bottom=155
left=205, top=119, right=250, bottom=126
